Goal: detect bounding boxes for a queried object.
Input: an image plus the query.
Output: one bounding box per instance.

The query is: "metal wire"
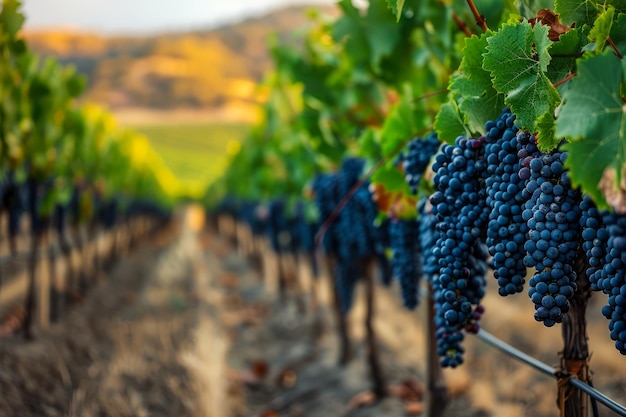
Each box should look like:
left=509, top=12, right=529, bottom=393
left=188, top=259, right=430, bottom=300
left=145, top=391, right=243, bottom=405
left=473, top=329, right=626, bottom=416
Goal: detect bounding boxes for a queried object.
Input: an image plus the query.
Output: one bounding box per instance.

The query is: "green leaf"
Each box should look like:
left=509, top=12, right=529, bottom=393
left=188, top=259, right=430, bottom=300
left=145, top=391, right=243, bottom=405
left=608, top=12, right=626, bottom=57
left=364, top=0, right=401, bottom=72
left=380, top=92, right=428, bottom=156
left=371, top=164, right=409, bottom=193
left=589, top=6, right=615, bottom=53
left=358, top=128, right=381, bottom=160
left=556, top=53, right=626, bottom=209
left=0, top=0, right=25, bottom=38
left=434, top=101, right=469, bottom=144
left=536, top=111, right=559, bottom=152
left=483, top=21, right=560, bottom=132
left=449, top=32, right=504, bottom=134
left=387, top=0, right=405, bottom=21
left=518, top=0, right=555, bottom=19
left=546, top=28, right=584, bottom=89
left=554, top=0, right=600, bottom=26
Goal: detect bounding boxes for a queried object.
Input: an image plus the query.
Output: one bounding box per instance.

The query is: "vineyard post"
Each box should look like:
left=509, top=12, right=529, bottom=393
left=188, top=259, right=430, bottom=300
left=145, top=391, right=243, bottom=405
left=425, top=284, right=448, bottom=417
left=59, top=223, right=74, bottom=307
left=47, top=227, right=60, bottom=322
left=0, top=211, right=4, bottom=306
left=559, top=246, right=592, bottom=417
left=363, top=256, right=387, bottom=398
left=76, top=223, right=88, bottom=293
left=23, top=223, right=42, bottom=339
left=324, top=254, right=352, bottom=365
left=89, top=220, right=100, bottom=280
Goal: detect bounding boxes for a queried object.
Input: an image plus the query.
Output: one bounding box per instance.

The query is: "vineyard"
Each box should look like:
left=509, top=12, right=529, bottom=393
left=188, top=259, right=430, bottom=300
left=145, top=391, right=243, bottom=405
left=206, top=0, right=626, bottom=416
left=3, top=0, right=626, bottom=416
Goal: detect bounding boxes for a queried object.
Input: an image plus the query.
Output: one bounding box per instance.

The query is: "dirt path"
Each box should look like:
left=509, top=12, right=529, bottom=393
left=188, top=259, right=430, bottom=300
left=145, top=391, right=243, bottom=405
left=0, top=207, right=237, bottom=417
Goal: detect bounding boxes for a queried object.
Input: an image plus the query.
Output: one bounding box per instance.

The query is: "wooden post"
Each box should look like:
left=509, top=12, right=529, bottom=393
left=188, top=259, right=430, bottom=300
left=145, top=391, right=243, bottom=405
left=559, top=247, right=591, bottom=417
left=23, top=233, right=40, bottom=340
left=363, top=257, right=387, bottom=398
left=37, top=231, right=50, bottom=330
left=324, top=254, right=352, bottom=365
left=425, top=284, right=448, bottom=417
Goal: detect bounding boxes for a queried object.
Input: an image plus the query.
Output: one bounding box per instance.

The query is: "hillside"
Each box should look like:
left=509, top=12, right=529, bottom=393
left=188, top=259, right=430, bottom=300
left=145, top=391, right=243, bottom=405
left=24, top=5, right=337, bottom=121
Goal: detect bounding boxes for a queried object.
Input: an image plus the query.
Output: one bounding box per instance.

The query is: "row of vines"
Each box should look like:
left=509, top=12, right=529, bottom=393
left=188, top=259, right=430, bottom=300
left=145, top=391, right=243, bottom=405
left=0, top=1, right=174, bottom=337
left=207, top=0, right=626, bottom=416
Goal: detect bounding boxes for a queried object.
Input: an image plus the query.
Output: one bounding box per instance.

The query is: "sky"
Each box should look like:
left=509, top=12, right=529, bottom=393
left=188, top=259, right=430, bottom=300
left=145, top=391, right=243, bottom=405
left=22, top=0, right=334, bottom=34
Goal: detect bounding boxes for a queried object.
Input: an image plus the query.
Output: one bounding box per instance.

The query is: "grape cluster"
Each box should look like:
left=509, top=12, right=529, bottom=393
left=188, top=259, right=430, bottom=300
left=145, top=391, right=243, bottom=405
left=430, top=134, right=490, bottom=366
left=3, top=174, right=28, bottom=238
left=483, top=113, right=533, bottom=296
left=311, top=173, right=342, bottom=254
left=588, top=212, right=626, bottom=354
left=311, top=158, right=382, bottom=314
left=580, top=195, right=608, bottom=291
left=389, top=219, right=421, bottom=310
left=522, top=150, right=581, bottom=327
left=418, top=198, right=438, bottom=281
left=403, top=133, right=441, bottom=194
left=267, top=199, right=291, bottom=254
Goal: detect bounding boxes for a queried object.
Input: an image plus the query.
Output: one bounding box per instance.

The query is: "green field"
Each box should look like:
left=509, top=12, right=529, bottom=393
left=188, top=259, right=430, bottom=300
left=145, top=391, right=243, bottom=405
left=128, top=122, right=249, bottom=196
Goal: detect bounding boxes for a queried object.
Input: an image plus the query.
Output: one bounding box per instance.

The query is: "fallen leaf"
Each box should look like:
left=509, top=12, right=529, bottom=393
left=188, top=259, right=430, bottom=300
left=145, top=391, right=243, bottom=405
left=277, top=369, right=297, bottom=388
left=389, top=378, right=425, bottom=402
left=404, top=401, right=425, bottom=415
left=348, top=390, right=377, bottom=409
left=250, top=359, right=269, bottom=379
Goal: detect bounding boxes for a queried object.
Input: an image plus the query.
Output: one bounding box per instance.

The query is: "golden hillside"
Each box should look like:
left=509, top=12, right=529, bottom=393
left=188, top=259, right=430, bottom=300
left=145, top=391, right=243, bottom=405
left=25, top=5, right=337, bottom=120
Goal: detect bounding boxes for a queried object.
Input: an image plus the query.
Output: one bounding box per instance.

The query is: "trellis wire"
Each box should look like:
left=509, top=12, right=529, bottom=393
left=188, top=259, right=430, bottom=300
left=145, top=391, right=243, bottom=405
left=474, top=329, right=626, bottom=416
left=415, top=287, right=626, bottom=416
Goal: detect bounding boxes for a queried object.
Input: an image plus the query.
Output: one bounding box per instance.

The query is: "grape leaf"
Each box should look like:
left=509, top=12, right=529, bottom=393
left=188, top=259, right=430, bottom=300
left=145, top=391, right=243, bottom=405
left=556, top=53, right=626, bottom=209
left=608, top=12, right=626, bottom=56
left=546, top=28, right=584, bottom=89
left=380, top=92, right=428, bottom=156
left=0, top=0, right=25, bottom=38
left=536, top=111, right=559, bottom=152
left=483, top=22, right=560, bottom=134
left=371, top=164, right=409, bottom=193
left=518, top=0, right=555, bottom=19
left=365, top=0, right=401, bottom=72
left=434, top=101, right=469, bottom=144
left=449, top=32, right=504, bottom=134
left=554, top=0, right=600, bottom=26
left=588, top=6, right=615, bottom=53
left=387, top=0, right=405, bottom=21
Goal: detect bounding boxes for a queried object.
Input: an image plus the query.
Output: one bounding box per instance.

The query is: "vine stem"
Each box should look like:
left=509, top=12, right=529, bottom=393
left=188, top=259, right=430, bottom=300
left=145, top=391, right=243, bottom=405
left=411, top=90, right=448, bottom=104
left=452, top=12, right=473, bottom=37
left=553, top=72, right=577, bottom=88
left=466, top=0, right=487, bottom=32
left=364, top=257, right=387, bottom=398
left=559, top=245, right=591, bottom=417
left=607, top=36, right=623, bottom=59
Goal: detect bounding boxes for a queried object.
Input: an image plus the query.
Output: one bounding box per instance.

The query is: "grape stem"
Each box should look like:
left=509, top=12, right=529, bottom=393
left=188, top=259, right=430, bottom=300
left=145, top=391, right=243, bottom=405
left=607, top=36, right=623, bottom=60
left=553, top=72, right=577, bottom=88
left=466, top=0, right=487, bottom=32
left=452, top=12, right=473, bottom=37
left=411, top=89, right=448, bottom=104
